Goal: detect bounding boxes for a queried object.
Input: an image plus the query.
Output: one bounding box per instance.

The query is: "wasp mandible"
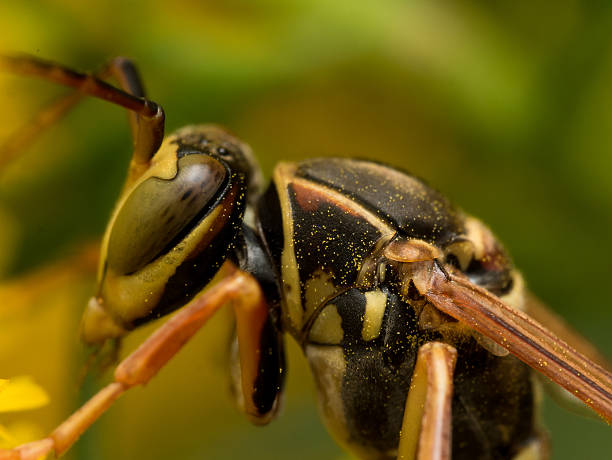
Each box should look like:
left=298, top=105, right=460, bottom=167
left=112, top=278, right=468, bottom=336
left=0, top=55, right=611, bottom=460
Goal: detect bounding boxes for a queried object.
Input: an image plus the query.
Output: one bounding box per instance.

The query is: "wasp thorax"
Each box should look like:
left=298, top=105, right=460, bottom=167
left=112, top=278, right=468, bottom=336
left=356, top=234, right=442, bottom=293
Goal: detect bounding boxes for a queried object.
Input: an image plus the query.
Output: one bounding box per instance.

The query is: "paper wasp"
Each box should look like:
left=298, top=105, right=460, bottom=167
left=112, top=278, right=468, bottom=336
left=0, top=55, right=610, bottom=460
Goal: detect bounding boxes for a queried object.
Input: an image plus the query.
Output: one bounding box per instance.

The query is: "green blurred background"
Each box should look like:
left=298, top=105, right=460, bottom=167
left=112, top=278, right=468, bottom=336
left=1, top=1, right=611, bottom=459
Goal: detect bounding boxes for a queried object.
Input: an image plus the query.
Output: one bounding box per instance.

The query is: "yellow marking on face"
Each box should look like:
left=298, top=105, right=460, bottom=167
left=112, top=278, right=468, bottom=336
left=362, top=290, right=387, bottom=341
left=309, top=304, right=344, bottom=345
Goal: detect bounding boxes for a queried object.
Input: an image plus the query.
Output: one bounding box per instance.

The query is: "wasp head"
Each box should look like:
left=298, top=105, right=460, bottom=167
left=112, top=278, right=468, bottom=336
left=81, top=125, right=256, bottom=344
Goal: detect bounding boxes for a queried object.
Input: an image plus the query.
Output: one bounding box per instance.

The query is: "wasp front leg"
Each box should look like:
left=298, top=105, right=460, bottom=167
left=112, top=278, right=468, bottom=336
left=0, top=262, right=280, bottom=460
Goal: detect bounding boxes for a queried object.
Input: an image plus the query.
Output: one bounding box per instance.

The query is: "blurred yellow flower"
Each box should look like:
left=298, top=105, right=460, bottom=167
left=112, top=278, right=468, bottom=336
left=0, top=376, right=49, bottom=449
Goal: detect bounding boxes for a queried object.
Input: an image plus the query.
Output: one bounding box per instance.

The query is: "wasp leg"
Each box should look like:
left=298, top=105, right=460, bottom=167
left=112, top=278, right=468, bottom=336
left=229, top=299, right=285, bottom=424
left=0, top=263, right=268, bottom=460
left=398, top=342, right=457, bottom=460
left=229, top=225, right=286, bottom=424
left=228, top=293, right=285, bottom=424
left=0, top=54, right=164, bottom=180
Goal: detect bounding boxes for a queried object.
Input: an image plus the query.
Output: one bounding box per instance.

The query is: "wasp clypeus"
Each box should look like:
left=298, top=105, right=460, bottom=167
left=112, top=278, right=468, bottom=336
left=0, top=55, right=611, bottom=460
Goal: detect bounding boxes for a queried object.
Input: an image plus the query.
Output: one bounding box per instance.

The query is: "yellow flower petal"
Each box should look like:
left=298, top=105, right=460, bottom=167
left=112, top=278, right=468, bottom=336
left=0, top=376, right=49, bottom=412
left=0, top=379, right=9, bottom=393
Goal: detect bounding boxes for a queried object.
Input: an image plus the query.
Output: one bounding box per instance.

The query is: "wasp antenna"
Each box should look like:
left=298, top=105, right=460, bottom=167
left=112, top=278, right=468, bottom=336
left=0, top=55, right=157, bottom=117
left=0, top=54, right=165, bottom=172
left=0, top=90, right=84, bottom=171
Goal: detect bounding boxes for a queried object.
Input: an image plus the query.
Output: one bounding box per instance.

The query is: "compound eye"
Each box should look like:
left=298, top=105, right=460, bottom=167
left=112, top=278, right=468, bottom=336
left=106, top=154, right=226, bottom=274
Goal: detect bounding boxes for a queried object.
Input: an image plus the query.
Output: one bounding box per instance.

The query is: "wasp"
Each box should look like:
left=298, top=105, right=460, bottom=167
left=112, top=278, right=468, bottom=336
left=0, top=55, right=610, bottom=460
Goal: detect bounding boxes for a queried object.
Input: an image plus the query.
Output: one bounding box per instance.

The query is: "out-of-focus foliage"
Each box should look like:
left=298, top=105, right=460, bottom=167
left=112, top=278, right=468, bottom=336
left=0, top=1, right=611, bottom=459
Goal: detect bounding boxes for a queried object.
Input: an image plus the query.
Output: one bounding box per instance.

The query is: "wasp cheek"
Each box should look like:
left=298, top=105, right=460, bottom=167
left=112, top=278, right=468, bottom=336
left=80, top=297, right=127, bottom=345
